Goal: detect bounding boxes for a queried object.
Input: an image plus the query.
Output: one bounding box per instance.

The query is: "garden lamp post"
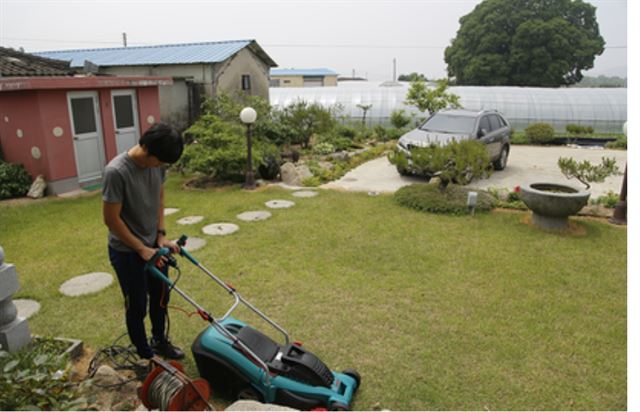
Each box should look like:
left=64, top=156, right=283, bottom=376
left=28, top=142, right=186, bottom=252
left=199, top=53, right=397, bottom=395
left=240, top=107, right=257, bottom=190
left=610, top=121, right=627, bottom=225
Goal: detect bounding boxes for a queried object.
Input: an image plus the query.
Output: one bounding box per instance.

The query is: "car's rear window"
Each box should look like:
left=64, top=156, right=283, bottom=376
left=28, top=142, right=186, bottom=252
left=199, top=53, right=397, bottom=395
left=420, top=114, right=476, bottom=134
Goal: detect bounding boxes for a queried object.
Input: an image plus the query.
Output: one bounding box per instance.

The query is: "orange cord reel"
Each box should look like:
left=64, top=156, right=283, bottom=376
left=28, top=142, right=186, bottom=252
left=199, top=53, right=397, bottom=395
left=139, top=357, right=211, bottom=411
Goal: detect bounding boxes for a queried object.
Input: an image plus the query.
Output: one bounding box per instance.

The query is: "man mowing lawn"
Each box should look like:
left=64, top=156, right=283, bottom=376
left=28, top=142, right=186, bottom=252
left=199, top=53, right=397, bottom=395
left=102, top=123, right=185, bottom=360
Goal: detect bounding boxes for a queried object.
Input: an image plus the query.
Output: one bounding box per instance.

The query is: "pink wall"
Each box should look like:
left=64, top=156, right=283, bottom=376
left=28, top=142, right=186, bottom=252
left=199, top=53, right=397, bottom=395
left=0, top=85, right=164, bottom=184
left=0, top=91, right=49, bottom=179
left=137, top=87, right=162, bottom=135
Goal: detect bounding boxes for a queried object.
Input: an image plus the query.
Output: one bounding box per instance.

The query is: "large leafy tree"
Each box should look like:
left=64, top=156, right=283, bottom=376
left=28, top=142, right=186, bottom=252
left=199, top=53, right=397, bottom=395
left=444, top=0, right=605, bottom=87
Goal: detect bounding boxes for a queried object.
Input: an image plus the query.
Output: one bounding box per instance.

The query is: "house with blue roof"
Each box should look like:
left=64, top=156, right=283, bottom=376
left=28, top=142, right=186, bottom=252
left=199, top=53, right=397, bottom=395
left=270, top=68, right=338, bottom=88
left=36, top=40, right=277, bottom=129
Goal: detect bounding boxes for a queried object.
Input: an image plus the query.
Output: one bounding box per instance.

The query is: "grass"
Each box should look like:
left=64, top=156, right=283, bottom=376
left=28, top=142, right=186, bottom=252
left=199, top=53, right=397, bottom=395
left=0, top=174, right=627, bottom=410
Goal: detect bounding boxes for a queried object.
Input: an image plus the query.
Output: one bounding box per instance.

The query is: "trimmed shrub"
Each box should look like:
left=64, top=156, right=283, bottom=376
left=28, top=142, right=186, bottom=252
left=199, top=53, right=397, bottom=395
left=389, top=139, right=491, bottom=191
left=313, top=142, right=335, bottom=155
left=0, top=162, right=32, bottom=200
left=524, top=122, right=555, bottom=143
left=566, top=124, right=594, bottom=135
left=590, top=191, right=620, bottom=208
left=606, top=134, right=627, bottom=149
left=395, top=183, right=495, bottom=215
left=390, top=109, right=412, bottom=129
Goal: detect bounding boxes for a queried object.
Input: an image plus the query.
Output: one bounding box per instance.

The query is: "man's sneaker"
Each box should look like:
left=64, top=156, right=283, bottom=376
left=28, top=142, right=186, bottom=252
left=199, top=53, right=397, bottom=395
left=150, top=338, right=185, bottom=360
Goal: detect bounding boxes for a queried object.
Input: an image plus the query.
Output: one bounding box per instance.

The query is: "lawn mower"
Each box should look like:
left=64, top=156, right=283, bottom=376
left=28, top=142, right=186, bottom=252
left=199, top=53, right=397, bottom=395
left=145, top=235, right=361, bottom=410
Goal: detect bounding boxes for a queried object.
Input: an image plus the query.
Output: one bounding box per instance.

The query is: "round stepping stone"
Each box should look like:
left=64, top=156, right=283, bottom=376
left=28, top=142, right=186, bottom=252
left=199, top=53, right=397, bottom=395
left=237, top=211, right=272, bottom=222
left=164, top=208, right=180, bottom=216
left=177, top=237, right=207, bottom=252
left=14, top=299, right=40, bottom=319
left=202, top=223, right=239, bottom=236
left=292, top=190, right=318, bottom=198
left=60, top=272, right=113, bottom=297
left=265, top=200, right=295, bottom=209
left=177, top=215, right=204, bottom=225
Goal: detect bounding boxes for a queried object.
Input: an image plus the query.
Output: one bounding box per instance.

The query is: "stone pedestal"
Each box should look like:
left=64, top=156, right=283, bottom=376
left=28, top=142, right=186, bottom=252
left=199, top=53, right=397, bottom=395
left=0, top=246, right=31, bottom=352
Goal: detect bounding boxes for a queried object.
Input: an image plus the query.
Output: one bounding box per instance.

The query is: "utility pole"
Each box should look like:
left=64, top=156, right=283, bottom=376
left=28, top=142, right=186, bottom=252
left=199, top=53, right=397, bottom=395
left=393, top=58, right=397, bottom=82
left=122, top=33, right=128, bottom=47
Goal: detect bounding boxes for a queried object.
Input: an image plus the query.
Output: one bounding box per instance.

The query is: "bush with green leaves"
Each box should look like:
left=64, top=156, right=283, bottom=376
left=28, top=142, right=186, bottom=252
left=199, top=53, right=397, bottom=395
left=590, top=191, right=620, bottom=209
left=395, top=183, right=495, bottom=215
left=316, top=132, right=355, bottom=151
left=281, top=100, right=340, bottom=148
left=566, top=124, right=594, bottom=135
left=0, top=161, right=32, bottom=200
left=524, top=123, right=555, bottom=143
left=606, top=134, right=627, bottom=150
left=0, top=338, right=89, bottom=410
left=557, top=156, right=620, bottom=190
left=389, top=139, right=492, bottom=191
left=390, top=109, right=412, bottom=129
left=313, top=142, right=335, bottom=155
left=177, top=114, right=279, bottom=182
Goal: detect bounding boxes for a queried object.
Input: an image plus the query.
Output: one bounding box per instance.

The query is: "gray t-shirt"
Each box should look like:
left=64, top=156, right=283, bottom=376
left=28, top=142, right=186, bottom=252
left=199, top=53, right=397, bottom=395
left=102, top=152, right=166, bottom=252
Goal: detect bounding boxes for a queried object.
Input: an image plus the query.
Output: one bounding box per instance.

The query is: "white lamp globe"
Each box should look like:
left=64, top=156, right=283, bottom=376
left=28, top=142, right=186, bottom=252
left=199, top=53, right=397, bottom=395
left=240, top=107, right=257, bottom=124
left=623, top=121, right=627, bottom=137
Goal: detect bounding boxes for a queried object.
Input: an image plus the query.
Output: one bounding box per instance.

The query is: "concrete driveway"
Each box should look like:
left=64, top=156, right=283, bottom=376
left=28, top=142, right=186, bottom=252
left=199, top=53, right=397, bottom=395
left=321, top=145, right=627, bottom=198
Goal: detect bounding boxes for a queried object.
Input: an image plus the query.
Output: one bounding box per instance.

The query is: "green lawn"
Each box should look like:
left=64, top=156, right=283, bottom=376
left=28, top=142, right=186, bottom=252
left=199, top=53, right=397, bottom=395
left=0, top=175, right=627, bottom=410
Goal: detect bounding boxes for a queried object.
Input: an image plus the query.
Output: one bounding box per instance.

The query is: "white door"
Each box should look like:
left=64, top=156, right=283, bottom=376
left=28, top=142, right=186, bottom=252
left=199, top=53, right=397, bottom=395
left=111, top=89, right=140, bottom=154
left=67, top=91, right=106, bottom=183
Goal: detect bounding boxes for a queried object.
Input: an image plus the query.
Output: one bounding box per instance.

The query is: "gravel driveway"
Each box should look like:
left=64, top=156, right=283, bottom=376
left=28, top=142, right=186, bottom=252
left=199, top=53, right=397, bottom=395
left=321, top=145, right=627, bottom=198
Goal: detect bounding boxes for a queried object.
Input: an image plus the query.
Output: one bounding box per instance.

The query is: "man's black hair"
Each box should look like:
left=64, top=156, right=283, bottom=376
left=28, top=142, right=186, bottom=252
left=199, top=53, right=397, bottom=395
left=139, top=123, right=184, bottom=164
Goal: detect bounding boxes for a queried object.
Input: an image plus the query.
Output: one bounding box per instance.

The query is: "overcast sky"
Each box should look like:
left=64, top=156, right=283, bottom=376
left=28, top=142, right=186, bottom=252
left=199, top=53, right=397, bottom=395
left=0, top=0, right=628, bottom=80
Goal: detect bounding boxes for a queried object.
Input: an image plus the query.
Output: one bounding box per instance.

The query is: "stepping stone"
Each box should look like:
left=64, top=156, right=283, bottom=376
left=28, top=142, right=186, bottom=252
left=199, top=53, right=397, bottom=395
left=292, top=190, right=318, bottom=198
left=202, top=223, right=239, bottom=236
left=177, top=237, right=207, bottom=252
left=265, top=200, right=295, bottom=209
left=14, top=299, right=40, bottom=319
left=177, top=215, right=204, bottom=225
left=164, top=208, right=180, bottom=216
left=60, top=272, right=113, bottom=297
left=237, top=211, right=272, bottom=222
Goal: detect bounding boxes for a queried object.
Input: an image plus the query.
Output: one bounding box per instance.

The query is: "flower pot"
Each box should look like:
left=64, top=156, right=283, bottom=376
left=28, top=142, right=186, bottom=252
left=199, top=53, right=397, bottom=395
left=520, top=182, right=590, bottom=229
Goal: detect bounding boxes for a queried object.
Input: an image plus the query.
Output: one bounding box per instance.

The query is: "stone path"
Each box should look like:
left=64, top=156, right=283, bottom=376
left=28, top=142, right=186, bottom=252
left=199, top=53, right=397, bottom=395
left=265, top=200, right=295, bottom=209
left=202, top=223, right=240, bottom=236
left=292, top=190, right=319, bottom=198
left=177, top=216, right=204, bottom=225
left=59, top=272, right=113, bottom=297
left=14, top=299, right=40, bottom=319
left=237, top=211, right=272, bottom=221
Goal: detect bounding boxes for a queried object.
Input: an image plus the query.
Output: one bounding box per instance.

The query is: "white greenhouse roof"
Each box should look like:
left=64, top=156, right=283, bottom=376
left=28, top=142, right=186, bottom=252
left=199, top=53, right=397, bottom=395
left=269, top=81, right=627, bottom=133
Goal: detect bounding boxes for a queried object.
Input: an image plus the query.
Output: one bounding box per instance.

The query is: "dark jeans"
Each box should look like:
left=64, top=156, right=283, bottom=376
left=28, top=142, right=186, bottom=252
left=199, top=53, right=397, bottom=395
left=108, top=246, right=169, bottom=359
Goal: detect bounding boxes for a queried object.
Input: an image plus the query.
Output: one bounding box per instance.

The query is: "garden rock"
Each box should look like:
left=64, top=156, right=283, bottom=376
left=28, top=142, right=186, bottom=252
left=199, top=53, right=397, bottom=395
left=237, top=211, right=272, bottom=221
left=202, top=223, right=239, bottom=236
left=27, top=175, right=46, bottom=198
left=265, top=200, right=295, bottom=209
left=13, top=299, right=40, bottom=319
left=164, top=208, right=179, bottom=216
left=59, top=272, right=113, bottom=297
left=280, top=162, right=313, bottom=186
left=177, top=215, right=204, bottom=225
left=225, top=400, right=296, bottom=411
left=93, top=365, right=123, bottom=387
left=329, top=151, right=350, bottom=162
left=318, top=161, right=334, bottom=171
left=292, top=190, right=319, bottom=198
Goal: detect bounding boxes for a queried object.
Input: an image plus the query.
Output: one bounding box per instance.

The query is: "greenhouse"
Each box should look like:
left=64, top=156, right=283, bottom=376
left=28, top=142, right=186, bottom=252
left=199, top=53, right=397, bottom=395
left=269, top=81, right=627, bottom=133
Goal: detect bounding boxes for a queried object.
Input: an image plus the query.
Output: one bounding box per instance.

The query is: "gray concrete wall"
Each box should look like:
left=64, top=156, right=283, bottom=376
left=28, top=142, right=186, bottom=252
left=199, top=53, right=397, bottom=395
left=214, top=48, right=270, bottom=100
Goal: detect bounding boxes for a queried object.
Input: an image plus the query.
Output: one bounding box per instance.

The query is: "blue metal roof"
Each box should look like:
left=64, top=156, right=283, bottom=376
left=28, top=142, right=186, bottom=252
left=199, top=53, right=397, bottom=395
left=270, top=68, right=338, bottom=76
left=34, top=40, right=257, bottom=68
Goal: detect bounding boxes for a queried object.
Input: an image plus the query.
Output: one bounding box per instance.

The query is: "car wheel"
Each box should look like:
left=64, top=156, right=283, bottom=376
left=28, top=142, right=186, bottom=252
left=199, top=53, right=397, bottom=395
left=237, top=386, right=264, bottom=402
left=493, top=146, right=509, bottom=171
left=396, top=163, right=410, bottom=176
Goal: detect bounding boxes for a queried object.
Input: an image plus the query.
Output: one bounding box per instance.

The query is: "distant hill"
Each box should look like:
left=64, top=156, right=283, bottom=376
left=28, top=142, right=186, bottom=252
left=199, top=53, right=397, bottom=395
left=573, top=75, right=627, bottom=88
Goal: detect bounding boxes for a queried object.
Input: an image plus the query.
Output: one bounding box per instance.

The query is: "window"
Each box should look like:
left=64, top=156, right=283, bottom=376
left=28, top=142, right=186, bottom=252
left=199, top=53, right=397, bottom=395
left=488, top=115, right=501, bottom=131
left=70, top=97, right=97, bottom=134
left=241, top=75, right=251, bottom=91
left=420, top=114, right=476, bottom=134
left=479, top=116, right=491, bottom=133
left=269, top=78, right=280, bottom=87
